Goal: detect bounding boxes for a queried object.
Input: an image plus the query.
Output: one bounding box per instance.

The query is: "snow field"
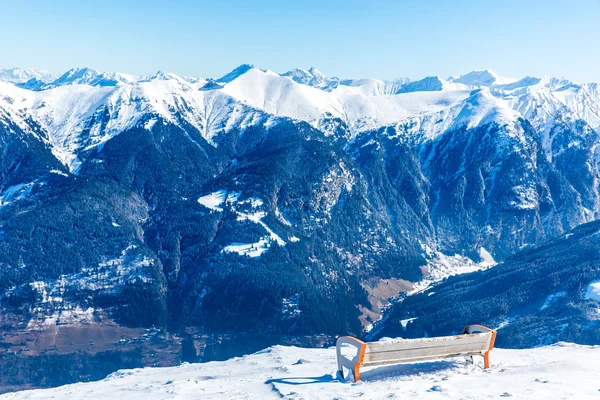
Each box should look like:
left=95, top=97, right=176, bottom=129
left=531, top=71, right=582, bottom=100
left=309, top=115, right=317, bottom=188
left=3, top=343, right=600, bottom=399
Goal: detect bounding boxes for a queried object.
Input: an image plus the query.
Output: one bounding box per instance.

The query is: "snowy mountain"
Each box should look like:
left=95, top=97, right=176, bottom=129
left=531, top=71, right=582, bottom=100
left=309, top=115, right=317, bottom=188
left=5, top=65, right=598, bottom=153
left=280, top=67, right=411, bottom=94
left=3, top=63, right=600, bottom=390
left=396, top=76, right=468, bottom=93
left=281, top=67, right=337, bottom=89
left=42, top=67, right=139, bottom=89
left=2, top=343, right=600, bottom=399
left=0, top=67, right=56, bottom=84
left=2, top=63, right=600, bottom=276
left=449, top=69, right=517, bottom=86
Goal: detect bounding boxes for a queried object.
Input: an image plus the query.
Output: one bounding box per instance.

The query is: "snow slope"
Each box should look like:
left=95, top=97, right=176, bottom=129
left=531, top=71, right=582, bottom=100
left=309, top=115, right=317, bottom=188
left=2, top=343, right=599, bottom=399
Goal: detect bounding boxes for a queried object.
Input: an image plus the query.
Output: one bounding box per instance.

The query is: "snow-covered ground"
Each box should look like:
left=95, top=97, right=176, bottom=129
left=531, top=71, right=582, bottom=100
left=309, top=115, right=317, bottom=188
left=3, top=342, right=599, bottom=399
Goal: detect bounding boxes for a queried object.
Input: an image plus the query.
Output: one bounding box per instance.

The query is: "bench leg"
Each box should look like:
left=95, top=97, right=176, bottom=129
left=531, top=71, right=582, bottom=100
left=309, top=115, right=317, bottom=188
left=336, top=336, right=367, bottom=382
left=337, top=357, right=344, bottom=380
left=483, top=351, right=491, bottom=369
left=353, top=362, right=362, bottom=382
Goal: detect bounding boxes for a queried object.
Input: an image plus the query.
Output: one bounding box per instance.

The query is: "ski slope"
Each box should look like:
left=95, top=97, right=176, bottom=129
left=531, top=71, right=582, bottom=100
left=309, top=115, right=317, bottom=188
left=2, top=342, right=599, bottom=399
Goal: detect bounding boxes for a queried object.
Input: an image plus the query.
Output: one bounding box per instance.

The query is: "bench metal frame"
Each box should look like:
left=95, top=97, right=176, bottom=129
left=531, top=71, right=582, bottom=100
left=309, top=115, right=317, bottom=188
left=336, top=324, right=497, bottom=381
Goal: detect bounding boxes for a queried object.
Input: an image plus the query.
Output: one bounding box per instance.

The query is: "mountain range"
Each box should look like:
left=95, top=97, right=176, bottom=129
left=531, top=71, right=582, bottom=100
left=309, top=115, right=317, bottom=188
left=2, top=63, right=600, bottom=390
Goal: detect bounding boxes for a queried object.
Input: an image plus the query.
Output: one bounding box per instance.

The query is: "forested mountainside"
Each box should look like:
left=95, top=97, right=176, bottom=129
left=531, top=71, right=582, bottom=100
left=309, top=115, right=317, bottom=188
left=2, top=65, right=600, bottom=389
left=376, top=219, right=600, bottom=348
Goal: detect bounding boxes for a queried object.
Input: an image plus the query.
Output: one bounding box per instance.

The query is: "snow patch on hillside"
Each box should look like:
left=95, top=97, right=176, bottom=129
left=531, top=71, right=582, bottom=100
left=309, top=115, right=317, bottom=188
left=416, top=246, right=496, bottom=294
left=197, top=190, right=228, bottom=211
left=585, top=280, right=600, bottom=302
left=223, top=238, right=272, bottom=258
left=4, top=245, right=157, bottom=330
left=3, top=343, right=600, bottom=399
left=0, top=182, right=37, bottom=206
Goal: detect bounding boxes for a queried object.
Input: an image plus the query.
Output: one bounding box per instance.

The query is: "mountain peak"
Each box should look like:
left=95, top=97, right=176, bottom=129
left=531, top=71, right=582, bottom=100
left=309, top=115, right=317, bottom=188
left=217, top=64, right=255, bottom=83
left=396, top=76, right=448, bottom=93
left=147, top=70, right=182, bottom=81
left=46, top=67, right=138, bottom=88
left=281, top=67, right=330, bottom=88
left=451, top=69, right=516, bottom=86
left=49, top=67, right=101, bottom=86
left=308, top=67, right=326, bottom=79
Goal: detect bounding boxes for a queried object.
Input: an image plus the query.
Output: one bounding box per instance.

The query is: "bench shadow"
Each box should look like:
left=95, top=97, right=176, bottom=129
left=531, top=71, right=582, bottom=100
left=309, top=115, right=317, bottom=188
left=360, top=360, right=459, bottom=381
left=265, top=374, right=336, bottom=386
left=265, top=360, right=461, bottom=387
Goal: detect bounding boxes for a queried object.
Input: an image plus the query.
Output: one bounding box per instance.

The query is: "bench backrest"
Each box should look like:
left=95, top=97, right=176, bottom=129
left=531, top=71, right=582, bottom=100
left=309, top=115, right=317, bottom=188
left=362, top=332, right=494, bottom=367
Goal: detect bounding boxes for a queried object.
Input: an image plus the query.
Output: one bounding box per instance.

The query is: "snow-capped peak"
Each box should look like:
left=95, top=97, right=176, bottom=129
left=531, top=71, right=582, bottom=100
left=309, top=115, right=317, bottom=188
left=450, top=69, right=516, bottom=86
left=281, top=67, right=332, bottom=88
left=389, top=77, right=411, bottom=86
left=308, top=66, right=326, bottom=80
left=143, top=70, right=186, bottom=82
left=451, top=88, right=521, bottom=130
left=45, top=67, right=139, bottom=88
left=217, top=64, right=255, bottom=83
left=0, top=67, right=57, bottom=84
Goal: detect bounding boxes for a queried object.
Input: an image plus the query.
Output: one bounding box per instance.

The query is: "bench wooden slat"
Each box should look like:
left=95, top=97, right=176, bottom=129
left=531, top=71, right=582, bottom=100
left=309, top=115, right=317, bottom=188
left=362, top=352, right=485, bottom=367
left=366, top=333, right=492, bottom=354
left=363, top=341, right=489, bottom=365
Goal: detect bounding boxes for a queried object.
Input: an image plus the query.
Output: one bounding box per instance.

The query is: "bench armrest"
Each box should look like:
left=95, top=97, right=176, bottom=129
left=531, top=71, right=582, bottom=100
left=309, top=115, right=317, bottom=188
left=462, top=324, right=497, bottom=368
left=462, top=324, right=495, bottom=335
left=336, top=336, right=367, bottom=382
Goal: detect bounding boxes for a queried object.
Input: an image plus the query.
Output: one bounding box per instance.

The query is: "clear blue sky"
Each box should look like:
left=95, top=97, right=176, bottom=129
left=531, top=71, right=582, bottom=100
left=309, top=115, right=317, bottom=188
left=2, top=0, right=600, bottom=82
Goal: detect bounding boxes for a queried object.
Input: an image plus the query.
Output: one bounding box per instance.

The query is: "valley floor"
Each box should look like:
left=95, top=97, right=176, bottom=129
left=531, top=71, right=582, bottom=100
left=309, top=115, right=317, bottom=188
left=2, top=342, right=599, bottom=399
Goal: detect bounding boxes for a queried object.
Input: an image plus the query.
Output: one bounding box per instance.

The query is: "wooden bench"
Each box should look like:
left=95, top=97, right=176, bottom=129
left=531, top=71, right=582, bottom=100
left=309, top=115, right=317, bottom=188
left=336, top=324, right=497, bottom=381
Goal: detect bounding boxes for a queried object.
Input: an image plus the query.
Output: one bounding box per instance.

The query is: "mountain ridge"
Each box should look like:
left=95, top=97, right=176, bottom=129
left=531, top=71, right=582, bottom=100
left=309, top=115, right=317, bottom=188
left=3, top=64, right=600, bottom=174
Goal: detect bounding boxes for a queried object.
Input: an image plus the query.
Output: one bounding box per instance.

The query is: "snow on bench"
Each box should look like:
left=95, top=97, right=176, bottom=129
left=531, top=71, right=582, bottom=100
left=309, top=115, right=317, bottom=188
left=336, top=324, right=497, bottom=381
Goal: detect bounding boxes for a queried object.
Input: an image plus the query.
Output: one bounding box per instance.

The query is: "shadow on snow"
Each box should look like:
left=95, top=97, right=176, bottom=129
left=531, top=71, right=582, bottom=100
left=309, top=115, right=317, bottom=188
left=265, top=359, right=462, bottom=387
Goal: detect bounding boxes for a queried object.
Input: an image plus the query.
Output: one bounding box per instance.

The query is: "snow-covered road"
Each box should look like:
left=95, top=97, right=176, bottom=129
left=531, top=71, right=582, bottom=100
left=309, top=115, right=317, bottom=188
left=2, top=342, right=600, bottom=399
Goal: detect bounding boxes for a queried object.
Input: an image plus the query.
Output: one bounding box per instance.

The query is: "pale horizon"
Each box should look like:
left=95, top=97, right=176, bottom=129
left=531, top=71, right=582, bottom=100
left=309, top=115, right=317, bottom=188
left=2, top=0, right=600, bottom=82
